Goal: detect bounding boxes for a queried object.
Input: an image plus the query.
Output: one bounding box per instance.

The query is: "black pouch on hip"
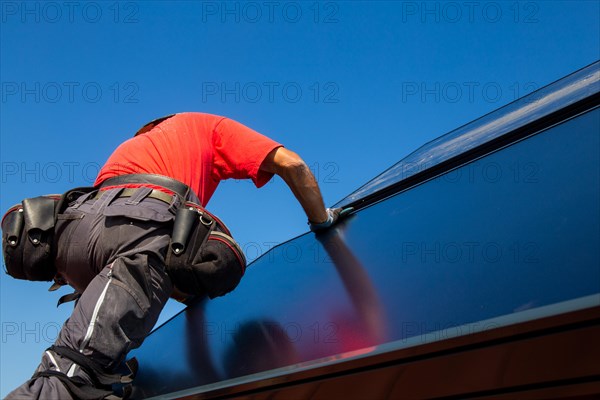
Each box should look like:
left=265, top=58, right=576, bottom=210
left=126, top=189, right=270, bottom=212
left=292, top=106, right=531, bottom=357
left=2, top=195, right=60, bottom=281
left=166, top=203, right=246, bottom=299
left=2, top=187, right=95, bottom=282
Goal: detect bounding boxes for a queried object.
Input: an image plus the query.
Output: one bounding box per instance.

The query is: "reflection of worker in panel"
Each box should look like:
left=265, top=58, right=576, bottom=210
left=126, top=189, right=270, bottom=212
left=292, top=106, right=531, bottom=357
left=213, top=227, right=388, bottom=373
left=316, top=227, right=387, bottom=352
left=177, top=225, right=386, bottom=394
left=2, top=113, right=350, bottom=399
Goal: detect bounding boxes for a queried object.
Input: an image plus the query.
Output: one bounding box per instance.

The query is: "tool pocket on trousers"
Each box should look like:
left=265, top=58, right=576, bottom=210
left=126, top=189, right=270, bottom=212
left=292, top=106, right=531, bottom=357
left=188, top=229, right=246, bottom=299
left=166, top=226, right=247, bottom=299
left=55, top=212, right=85, bottom=248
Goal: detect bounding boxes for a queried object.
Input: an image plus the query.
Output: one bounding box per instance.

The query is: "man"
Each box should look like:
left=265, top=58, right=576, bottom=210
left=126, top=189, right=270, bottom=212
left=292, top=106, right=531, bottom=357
left=5, top=112, right=349, bottom=399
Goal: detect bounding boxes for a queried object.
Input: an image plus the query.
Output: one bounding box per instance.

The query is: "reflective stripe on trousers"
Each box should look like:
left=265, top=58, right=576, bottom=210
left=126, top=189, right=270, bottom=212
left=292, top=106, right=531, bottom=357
left=6, top=190, right=174, bottom=399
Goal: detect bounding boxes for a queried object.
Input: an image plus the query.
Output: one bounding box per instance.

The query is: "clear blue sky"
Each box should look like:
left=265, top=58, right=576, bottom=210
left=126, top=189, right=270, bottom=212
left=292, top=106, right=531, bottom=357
left=1, top=0, right=598, bottom=396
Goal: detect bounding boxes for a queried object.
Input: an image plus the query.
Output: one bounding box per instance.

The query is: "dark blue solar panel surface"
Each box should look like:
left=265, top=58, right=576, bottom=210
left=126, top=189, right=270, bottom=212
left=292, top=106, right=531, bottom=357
left=130, top=107, right=600, bottom=399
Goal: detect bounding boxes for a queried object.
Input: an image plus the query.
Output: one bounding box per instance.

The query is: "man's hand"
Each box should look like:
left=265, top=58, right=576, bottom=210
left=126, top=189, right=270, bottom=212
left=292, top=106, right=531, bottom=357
left=309, top=207, right=354, bottom=232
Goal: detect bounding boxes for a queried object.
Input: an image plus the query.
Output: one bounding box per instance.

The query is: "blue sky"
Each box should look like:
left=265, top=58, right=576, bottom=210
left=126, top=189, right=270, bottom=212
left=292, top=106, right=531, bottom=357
left=1, top=0, right=598, bottom=396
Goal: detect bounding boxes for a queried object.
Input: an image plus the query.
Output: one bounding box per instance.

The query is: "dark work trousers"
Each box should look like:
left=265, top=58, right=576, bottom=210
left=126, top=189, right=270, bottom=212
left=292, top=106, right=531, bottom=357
left=6, top=187, right=178, bottom=399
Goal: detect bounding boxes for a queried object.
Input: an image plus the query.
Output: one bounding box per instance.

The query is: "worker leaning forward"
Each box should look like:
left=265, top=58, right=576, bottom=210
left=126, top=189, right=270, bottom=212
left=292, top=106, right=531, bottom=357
left=2, top=112, right=351, bottom=399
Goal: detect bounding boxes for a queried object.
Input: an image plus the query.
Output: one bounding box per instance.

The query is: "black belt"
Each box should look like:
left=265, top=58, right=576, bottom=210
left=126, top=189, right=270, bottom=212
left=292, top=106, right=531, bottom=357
left=97, top=174, right=191, bottom=199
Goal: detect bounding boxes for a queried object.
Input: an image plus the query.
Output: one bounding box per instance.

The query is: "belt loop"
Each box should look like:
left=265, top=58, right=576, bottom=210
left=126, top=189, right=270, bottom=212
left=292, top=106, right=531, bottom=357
left=71, top=191, right=95, bottom=209
left=125, top=187, right=152, bottom=205
left=168, top=195, right=182, bottom=214
left=90, top=188, right=123, bottom=214
left=185, top=189, right=201, bottom=204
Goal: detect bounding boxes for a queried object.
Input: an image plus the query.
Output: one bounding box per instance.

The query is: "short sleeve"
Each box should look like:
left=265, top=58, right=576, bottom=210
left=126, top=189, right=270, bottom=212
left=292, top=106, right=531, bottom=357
left=212, top=118, right=283, bottom=188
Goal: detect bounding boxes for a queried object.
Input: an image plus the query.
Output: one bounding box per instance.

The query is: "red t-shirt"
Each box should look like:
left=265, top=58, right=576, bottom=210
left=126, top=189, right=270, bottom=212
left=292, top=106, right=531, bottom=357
left=94, top=113, right=282, bottom=206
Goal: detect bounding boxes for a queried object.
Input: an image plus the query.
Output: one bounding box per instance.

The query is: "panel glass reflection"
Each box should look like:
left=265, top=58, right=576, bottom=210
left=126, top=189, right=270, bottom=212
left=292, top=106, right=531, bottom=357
left=335, top=61, right=600, bottom=207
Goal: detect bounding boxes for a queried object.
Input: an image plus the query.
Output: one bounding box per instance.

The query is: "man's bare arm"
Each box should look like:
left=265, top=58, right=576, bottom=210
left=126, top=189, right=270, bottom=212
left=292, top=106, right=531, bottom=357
left=260, top=147, right=329, bottom=224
